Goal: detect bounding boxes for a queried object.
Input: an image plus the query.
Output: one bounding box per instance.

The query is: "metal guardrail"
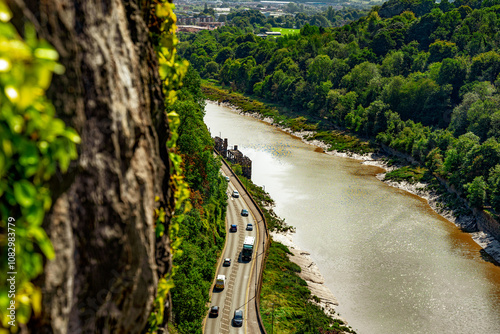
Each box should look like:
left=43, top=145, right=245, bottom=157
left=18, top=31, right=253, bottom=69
left=215, top=149, right=269, bottom=334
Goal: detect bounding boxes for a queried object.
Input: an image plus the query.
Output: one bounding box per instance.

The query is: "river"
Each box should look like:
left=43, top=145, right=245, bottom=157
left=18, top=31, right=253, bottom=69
left=204, top=102, right=500, bottom=334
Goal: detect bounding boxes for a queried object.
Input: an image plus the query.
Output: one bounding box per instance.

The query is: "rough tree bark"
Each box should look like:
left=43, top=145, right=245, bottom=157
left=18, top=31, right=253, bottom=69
left=9, top=1, right=172, bottom=333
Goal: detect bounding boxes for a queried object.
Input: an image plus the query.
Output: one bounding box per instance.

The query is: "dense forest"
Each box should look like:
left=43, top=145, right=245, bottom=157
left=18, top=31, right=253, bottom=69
left=180, top=0, right=500, bottom=213
left=167, top=66, right=228, bottom=333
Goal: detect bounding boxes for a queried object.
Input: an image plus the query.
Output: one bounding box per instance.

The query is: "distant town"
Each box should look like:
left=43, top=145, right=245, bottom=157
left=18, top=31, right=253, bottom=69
left=175, top=0, right=383, bottom=32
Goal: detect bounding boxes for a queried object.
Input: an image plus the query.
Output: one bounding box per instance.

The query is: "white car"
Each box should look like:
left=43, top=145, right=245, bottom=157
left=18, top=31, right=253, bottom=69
left=232, top=190, right=239, bottom=198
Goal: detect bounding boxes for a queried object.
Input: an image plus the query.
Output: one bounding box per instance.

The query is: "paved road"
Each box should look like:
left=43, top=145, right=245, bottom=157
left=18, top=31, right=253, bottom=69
left=204, top=167, right=267, bottom=334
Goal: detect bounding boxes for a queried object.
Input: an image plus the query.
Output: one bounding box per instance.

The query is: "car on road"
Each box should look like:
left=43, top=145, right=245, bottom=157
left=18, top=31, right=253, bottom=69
left=223, top=258, right=231, bottom=266
left=230, top=224, right=237, bottom=232
left=209, top=306, right=219, bottom=318
left=246, top=223, right=253, bottom=231
left=232, top=309, right=243, bottom=327
left=232, top=190, right=239, bottom=198
left=215, top=275, right=225, bottom=290
left=225, top=176, right=230, bottom=182
left=241, top=209, right=249, bottom=217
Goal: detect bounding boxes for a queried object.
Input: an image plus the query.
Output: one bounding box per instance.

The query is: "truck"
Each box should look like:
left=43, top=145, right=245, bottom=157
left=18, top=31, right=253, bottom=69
left=215, top=275, right=226, bottom=290
left=242, top=236, right=255, bottom=261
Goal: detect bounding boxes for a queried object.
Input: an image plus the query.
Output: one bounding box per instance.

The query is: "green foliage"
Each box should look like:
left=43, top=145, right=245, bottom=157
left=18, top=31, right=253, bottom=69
left=488, top=164, right=500, bottom=211
left=148, top=2, right=192, bottom=332
left=260, top=241, right=354, bottom=334
left=0, top=2, right=80, bottom=329
left=465, top=176, right=487, bottom=207
left=150, top=5, right=228, bottom=332
left=167, top=56, right=228, bottom=334
left=384, top=165, right=428, bottom=183
left=223, top=8, right=367, bottom=32
left=232, top=163, right=243, bottom=176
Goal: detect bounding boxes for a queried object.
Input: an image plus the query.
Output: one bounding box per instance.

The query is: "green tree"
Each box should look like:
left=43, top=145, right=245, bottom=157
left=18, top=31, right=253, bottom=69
left=465, top=176, right=487, bottom=207
left=470, top=51, right=500, bottom=82
left=488, top=164, right=500, bottom=212
left=307, top=55, right=333, bottom=83
left=215, top=47, right=234, bottom=64
left=428, top=40, right=458, bottom=63
left=341, top=61, right=380, bottom=96
left=437, top=57, right=468, bottom=101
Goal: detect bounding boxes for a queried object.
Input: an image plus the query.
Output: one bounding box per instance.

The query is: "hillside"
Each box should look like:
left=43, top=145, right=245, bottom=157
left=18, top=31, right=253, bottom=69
left=180, top=0, right=500, bottom=214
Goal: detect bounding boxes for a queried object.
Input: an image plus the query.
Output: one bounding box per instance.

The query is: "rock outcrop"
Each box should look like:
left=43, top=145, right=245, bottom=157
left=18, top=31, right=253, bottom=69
left=10, top=1, right=172, bottom=333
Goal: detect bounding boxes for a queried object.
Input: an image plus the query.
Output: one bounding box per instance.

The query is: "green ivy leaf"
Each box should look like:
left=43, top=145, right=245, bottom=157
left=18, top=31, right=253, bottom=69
left=13, top=180, right=36, bottom=207
left=19, top=142, right=39, bottom=167
left=0, top=1, right=12, bottom=22
left=28, top=226, right=55, bottom=259
left=26, top=203, right=44, bottom=226
left=64, top=128, right=81, bottom=144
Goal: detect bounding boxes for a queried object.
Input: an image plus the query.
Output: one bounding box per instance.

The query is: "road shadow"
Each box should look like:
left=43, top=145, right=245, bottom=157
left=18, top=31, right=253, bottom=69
left=237, top=252, right=251, bottom=264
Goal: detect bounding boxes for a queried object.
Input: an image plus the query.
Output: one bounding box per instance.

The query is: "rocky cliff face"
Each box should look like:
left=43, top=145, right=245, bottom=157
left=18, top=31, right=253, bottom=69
left=10, top=1, right=172, bottom=333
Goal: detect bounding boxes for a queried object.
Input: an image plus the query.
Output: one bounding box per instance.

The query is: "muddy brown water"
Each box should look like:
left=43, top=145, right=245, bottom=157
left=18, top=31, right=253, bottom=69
left=204, top=102, right=500, bottom=334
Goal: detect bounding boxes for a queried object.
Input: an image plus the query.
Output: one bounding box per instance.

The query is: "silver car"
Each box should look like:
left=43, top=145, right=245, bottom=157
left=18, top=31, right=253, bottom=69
left=232, top=309, right=243, bottom=327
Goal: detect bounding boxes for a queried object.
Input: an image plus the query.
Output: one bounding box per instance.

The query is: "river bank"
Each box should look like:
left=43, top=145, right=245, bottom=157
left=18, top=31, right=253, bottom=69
left=205, top=98, right=500, bottom=334
left=209, top=100, right=500, bottom=265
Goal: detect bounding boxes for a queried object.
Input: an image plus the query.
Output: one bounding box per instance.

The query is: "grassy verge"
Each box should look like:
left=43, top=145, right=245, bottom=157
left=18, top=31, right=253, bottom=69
left=383, top=165, right=428, bottom=184
left=202, top=83, right=376, bottom=155
left=270, top=27, right=300, bottom=35
left=309, top=131, right=374, bottom=155
left=260, top=242, right=354, bottom=334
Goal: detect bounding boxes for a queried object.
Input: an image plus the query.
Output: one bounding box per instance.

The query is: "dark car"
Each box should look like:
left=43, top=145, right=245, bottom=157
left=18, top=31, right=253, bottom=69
left=209, top=306, right=219, bottom=318
left=223, top=258, right=231, bottom=267
left=232, top=309, right=243, bottom=327
left=241, top=209, right=249, bottom=217
left=230, top=224, right=237, bottom=232
left=246, top=223, right=253, bottom=231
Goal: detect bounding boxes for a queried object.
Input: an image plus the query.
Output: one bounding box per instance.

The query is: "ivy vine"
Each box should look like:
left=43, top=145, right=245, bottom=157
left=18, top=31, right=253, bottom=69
left=147, top=1, right=191, bottom=332
left=0, top=1, right=80, bottom=330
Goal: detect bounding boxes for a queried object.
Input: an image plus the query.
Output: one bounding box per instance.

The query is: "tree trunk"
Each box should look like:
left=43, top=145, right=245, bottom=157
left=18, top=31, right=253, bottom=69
left=9, top=1, right=172, bottom=333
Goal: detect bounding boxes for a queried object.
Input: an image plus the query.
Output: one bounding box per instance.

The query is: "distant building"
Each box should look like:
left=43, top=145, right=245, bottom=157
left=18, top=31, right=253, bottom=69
left=198, top=21, right=225, bottom=29
left=177, top=14, right=224, bottom=31
left=198, top=15, right=214, bottom=23
left=260, top=1, right=291, bottom=4
left=214, top=8, right=231, bottom=13
left=177, top=25, right=209, bottom=33
left=265, top=31, right=282, bottom=36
